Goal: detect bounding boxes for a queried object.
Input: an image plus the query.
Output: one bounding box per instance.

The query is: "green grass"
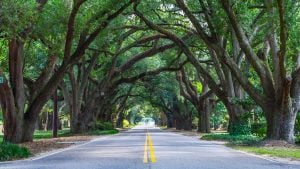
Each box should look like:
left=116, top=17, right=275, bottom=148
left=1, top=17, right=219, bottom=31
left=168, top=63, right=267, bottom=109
left=0, top=130, right=71, bottom=141
left=202, top=133, right=300, bottom=160
left=0, top=128, right=117, bottom=143
left=233, top=146, right=300, bottom=160
left=201, top=133, right=262, bottom=145
left=0, top=128, right=119, bottom=141
left=88, top=129, right=119, bottom=136
left=0, top=142, right=30, bottom=161
left=33, top=129, right=71, bottom=139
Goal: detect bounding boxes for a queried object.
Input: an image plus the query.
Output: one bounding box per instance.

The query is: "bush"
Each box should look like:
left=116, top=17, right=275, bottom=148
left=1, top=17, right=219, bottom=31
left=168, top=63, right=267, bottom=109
left=201, top=133, right=262, bottom=145
left=296, top=135, right=300, bottom=145
left=295, top=113, right=300, bottom=134
left=123, top=119, right=130, bottom=128
left=251, top=123, right=266, bottom=137
left=0, top=142, right=31, bottom=161
left=92, top=121, right=114, bottom=130
left=88, top=129, right=119, bottom=136
left=228, top=121, right=251, bottom=135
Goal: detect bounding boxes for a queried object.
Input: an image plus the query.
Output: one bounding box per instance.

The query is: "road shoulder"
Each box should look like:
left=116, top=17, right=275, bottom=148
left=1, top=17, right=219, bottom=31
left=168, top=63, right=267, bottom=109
left=164, top=128, right=300, bottom=165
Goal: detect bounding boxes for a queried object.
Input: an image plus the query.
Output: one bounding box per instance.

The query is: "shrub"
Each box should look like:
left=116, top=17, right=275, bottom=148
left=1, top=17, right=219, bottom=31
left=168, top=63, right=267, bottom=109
left=123, top=119, right=130, bottom=128
left=228, top=121, right=251, bottom=135
left=296, top=135, right=300, bottom=145
left=0, top=142, right=31, bottom=161
left=251, top=123, right=266, bottom=137
left=92, top=121, right=114, bottom=130
left=201, top=133, right=262, bottom=145
left=295, top=113, right=300, bottom=134
left=88, top=129, right=119, bottom=136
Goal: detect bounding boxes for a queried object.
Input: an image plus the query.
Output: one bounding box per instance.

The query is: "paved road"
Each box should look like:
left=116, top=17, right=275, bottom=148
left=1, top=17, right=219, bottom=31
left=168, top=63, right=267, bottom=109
left=1, top=126, right=300, bottom=169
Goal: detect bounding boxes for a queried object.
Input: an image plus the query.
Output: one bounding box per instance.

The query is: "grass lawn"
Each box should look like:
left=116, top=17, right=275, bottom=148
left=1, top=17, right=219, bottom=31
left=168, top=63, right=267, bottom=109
left=233, top=146, right=300, bottom=160
left=33, top=129, right=72, bottom=139
left=201, top=133, right=300, bottom=160
left=0, top=129, right=72, bottom=141
left=1, top=128, right=119, bottom=141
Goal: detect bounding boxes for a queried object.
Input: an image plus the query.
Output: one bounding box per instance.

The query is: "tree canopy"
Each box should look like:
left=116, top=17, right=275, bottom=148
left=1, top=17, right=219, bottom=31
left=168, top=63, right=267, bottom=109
left=0, top=0, right=300, bottom=144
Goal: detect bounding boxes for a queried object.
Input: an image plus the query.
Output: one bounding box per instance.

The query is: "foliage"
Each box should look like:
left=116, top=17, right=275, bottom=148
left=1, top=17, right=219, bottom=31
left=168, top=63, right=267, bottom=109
left=0, top=142, right=31, bottom=161
left=0, top=0, right=36, bottom=38
left=192, top=82, right=203, bottom=94
left=0, top=110, right=3, bottom=122
left=122, top=119, right=130, bottom=128
left=228, top=121, right=251, bottom=136
left=231, top=97, right=255, bottom=108
left=251, top=123, right=267, bottom=137
left=201, top=133, right=262, bottom=146
left=296, top=135, right=300, bottom=145
left=88, top=129, right=119, bottom=136
left=92, top=121, right=114, bottom=131
left=1, top=0, right=300, bottom=145
left=295, top=113, right=300, bottom=134
left=210, top=102, right=228, bottom=130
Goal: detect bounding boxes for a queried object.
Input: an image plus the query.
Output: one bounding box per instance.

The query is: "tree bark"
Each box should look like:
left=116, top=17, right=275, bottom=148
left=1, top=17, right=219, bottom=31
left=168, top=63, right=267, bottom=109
left=1, top=40, right=26, bottom=143
left=53, top=89, right=58, bottom=138
left=264, top=102, right=297, bottom=143
left=197, top=99, right=211, bottom=133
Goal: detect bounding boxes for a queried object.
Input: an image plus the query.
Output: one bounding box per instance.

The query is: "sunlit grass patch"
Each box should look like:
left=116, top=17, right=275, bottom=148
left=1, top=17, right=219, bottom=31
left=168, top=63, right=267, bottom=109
left=33, top=129, right=71, bottom=139
left=233, top=146, right=300, bottom=160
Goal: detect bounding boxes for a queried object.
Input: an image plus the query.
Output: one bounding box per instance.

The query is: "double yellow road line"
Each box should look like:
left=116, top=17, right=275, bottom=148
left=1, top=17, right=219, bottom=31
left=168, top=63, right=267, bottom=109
left=143, top=131, right=156, bottom=163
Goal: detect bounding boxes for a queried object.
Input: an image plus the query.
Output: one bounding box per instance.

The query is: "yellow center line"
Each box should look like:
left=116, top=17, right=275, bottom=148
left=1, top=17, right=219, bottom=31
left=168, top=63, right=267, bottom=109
left=143, top=133, right=148, bottom=163
left=148, top=132, right=156, bottom=163
left=143, top=130, right=157, bottom=163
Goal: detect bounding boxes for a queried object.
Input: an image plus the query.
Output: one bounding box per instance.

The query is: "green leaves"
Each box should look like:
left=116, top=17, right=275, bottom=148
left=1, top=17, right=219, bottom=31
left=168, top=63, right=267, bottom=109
left=0, top=142, right=31, bottom=161
left=192, top=81, right=203, bottom=94
left=0, top=0, right=36, bottom=38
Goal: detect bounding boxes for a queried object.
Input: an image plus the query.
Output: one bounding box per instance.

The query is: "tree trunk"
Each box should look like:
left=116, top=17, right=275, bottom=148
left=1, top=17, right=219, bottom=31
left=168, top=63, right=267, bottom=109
left=46, top=111, right=53, bottom=130
left=69, top=72, right=80, bottom=133
left=197, top=99, right=211, bottom=133
left=175, top=118, right=183, bottom=130
left=1, top=40, right=26, bottom=143
left=53, top=89, right=58, bottom=138
left=116, top=111, right=124, bottom=128
left=165, top=111, right=174, bottom=128
left=264, top=101, right=297, bottom=143
left=183, top=114, right=192, bottom=130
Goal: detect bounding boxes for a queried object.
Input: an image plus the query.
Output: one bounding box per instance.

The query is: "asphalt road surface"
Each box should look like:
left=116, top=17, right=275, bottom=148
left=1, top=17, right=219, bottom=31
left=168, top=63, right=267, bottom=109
left=1, top=126, right=300, bottom=169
